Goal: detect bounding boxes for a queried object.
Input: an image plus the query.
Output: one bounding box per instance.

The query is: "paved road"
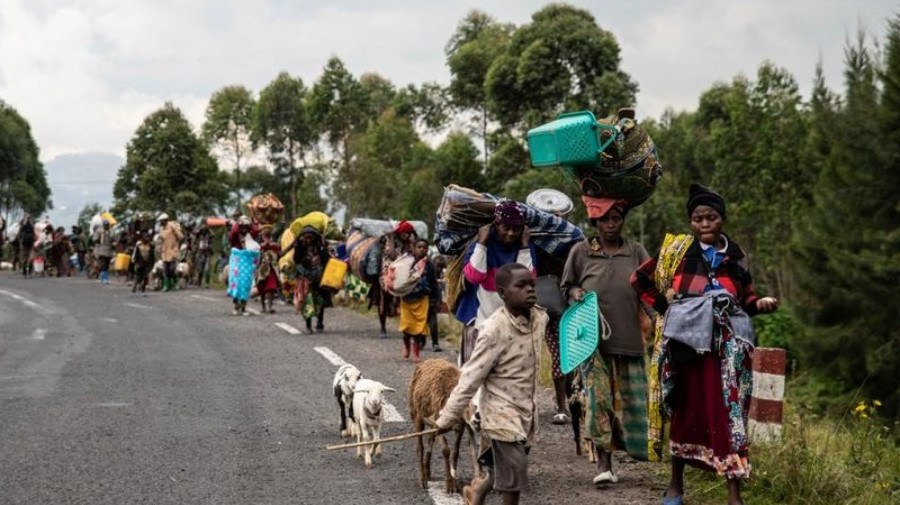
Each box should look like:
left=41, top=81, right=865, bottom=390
left=0, top=273, right=661, bottom=504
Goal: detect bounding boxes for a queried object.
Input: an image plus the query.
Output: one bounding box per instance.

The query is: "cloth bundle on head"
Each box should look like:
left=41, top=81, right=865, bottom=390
left=686, top=183, right=726, bottom=218
left=494, top=200, right=525, bottom=227
left=157, top=213, right=169, bottom=223
left=393, top=220, right=415, bottom=235
left=237, top=216, right=252, bottom=226
left=582, top=196, right=627, bottom=220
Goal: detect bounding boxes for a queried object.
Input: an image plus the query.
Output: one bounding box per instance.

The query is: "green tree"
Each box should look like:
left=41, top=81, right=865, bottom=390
left=446, top=10, right=513, bottom=161
left=308, top=58, right=367, bottom=182
left=0, top=100, right=51, bottom=217
left=484, top=4, right=637, bottom=129
left=343, top=108, right=430, bottom=219
left=254, top=72, right=314, bottom=216
left=794, top=26, right=900, bottom=417
left=112, top=102, right=228, bottom=218
left=202, top=85, right=255, bottom=208
left=76, top=202, right=103, bottom=232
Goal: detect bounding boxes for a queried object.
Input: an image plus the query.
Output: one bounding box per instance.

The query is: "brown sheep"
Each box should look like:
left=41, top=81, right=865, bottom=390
left=408, top=359, right=478, bottom=494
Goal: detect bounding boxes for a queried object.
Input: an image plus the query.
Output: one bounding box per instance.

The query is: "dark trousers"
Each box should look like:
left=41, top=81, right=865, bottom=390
left=163, top=261, right=176, bottom=281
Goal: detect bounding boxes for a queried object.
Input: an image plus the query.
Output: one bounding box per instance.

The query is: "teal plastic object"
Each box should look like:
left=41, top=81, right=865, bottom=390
left=558, top=291, right=599, bottom=374
left=527, top=111, right=618, bottom=168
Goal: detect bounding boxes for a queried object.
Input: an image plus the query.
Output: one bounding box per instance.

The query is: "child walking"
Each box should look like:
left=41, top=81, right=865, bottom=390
left=131, top=231, right=155, bottom=295
left=398, top=239, right=439, bottom=363
left=436, top=263, right=548, bottom=505
left=256, top=227, right=281, bottom=314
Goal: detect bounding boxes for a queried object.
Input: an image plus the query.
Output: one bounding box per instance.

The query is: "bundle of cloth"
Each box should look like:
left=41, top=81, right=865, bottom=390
left=344, top=218, right=429, bottom=282
left=567, top=108, right=662, bottom=207
left=279, top=211, right=330, bottom=274
left=434, top=184, right=584, bottom=257
left=435, top=184, right=584, bottom=311
left=246, top=193, right=285, bottom=226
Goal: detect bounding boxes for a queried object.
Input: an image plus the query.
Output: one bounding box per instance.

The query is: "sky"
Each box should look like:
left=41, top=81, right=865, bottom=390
left=0, top=0, right=897, bottom=161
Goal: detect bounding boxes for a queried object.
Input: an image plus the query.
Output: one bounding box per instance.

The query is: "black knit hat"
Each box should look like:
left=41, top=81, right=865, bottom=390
left=686, top=184, right=726, bottom=218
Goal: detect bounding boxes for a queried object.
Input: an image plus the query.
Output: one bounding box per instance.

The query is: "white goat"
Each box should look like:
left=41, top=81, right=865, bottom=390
left=352, top=378, right=395, bottom=469
left=332, top=364, right=362, bottom=438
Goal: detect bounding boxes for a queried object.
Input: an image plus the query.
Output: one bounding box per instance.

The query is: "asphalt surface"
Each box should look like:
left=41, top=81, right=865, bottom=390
left=0, top=272, right=661, bottom=504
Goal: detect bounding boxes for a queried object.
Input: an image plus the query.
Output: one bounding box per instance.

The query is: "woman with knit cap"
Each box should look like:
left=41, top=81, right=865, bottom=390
left=455, top=200, right=536, bottom=364
left=631, top=184, right=778, bottom=505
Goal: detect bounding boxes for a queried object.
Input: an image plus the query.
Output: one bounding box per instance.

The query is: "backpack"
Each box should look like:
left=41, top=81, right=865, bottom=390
left=381, top=253, right=426, bottom=297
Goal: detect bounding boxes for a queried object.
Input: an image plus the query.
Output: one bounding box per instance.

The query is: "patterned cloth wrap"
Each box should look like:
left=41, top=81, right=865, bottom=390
left=346, top=231, right=380, bottom=280
left=246, top=193, right=284, bottom=226
left=227, top=248, right=260, bottom=302
left=568, top=113, right=662, bottom=207
left=343, top=273, right=370, bottom=302
left=434, top=184, right=585, bottom=256
left=647, top=233, right=694, bottom=462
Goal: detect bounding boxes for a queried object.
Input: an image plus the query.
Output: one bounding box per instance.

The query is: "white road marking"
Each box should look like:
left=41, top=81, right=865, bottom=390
left=275, top=322, right=302, bottom=335
left=0, top=288, right=41, bottom=309
left=313, top=347, right=405, bottom=423
left=103, top=318, right=118, bottom=323
left=190, top=294, right=217, bottom=302
left=314, top=346, right=347, bottom=366
left=31, top=328, right=46, bottom=340
left=95, top=402, right=132, bottom=407
left=247, top=307, right=260, bottom=315
left=124, top=302, right=154, bottom=310
left=427, top=481, right=464, bottom=505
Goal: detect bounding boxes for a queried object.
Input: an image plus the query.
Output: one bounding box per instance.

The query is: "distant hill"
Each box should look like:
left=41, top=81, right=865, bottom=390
left=44, top=152, right=122, bottom=228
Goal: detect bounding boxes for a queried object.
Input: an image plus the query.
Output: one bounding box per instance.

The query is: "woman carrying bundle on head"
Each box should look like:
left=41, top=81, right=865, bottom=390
left=283, top=226, right=332, bottom=333
left=454, top=200, right=536, bottom=365
left=631, top=184, right=779, bottom=505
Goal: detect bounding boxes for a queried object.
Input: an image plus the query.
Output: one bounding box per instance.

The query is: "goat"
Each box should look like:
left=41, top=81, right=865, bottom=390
left=408, top=359, right=479, bottom=494
left=332, top=364, right=362, bottom=438
left=351, top=378, right=395, bottom=469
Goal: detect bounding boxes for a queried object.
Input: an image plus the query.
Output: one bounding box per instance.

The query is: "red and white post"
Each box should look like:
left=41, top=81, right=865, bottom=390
left=748, top=347, right=786, bottom=443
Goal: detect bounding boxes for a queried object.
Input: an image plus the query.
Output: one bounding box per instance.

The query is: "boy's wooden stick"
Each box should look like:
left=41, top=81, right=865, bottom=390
left=325, top=428, right=439, bottom=451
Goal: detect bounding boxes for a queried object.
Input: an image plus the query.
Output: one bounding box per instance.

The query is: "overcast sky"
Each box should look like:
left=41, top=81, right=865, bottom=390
left=0, top=0, right=897, bottom=162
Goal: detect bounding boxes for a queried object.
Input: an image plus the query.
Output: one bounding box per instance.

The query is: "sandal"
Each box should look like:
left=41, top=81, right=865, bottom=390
left=551, top=412, right=570, bottom=425
left=592, top=470, right=619, bottom=486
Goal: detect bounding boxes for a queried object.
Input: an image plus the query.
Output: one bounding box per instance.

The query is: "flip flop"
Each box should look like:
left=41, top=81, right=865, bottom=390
left=551, top=413, right=570, bottom=425
left=662, top=494, right=683, bottom=505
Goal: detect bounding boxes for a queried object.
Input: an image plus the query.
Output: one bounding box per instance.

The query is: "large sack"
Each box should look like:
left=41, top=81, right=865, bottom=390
left=227, top=248, right=260, bottom=302
left=288, top=211, right=330, bottom=237
left=278, top=227, right=297, bottom=274
left=381, top=254, right=426, bottom=297
left=246, top=193, right=285, bottom=225
left=434, top=184, right=584, bottom=256
left=349, top=218, right=428, bottom=239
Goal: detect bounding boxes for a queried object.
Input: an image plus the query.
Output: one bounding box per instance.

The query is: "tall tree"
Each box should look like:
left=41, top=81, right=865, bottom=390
left=308, top=58, right=367, bottom=193
left=202, top=85, right=256, bottom=208
left=253, top=72, right=314, bottom=216
left=794, top=27, right=900, bottom=417
left=446, top=10, right=513, bottom=161
left=484, top=4, right=637, bottom=129
left=0, top=100, right=52, bottom=218
left=112, top=102, right=228, bottom=218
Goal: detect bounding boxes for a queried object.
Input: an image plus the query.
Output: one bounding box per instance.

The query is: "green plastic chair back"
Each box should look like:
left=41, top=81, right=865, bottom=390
left=558, top=291, right=599, bottom=374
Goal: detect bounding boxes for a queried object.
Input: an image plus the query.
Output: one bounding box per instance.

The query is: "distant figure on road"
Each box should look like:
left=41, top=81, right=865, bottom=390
left=157, top=213, right=184, bottom=292
left=283, top=226, right=332, bottom=333
left=132, top=231, right=155, bottom=295
left=16, top=214, right=36, bottom=278
left=256, top=227, right=281, bottom=314
left=93, top=220, right=114, bottom=285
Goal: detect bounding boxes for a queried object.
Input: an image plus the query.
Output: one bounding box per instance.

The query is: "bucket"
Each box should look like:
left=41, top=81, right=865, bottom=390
left=33, top=257, right=45, bottom=273
left=115, top=252, right=131, bottom=271
left=320, top=258, right=348, bottom=292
